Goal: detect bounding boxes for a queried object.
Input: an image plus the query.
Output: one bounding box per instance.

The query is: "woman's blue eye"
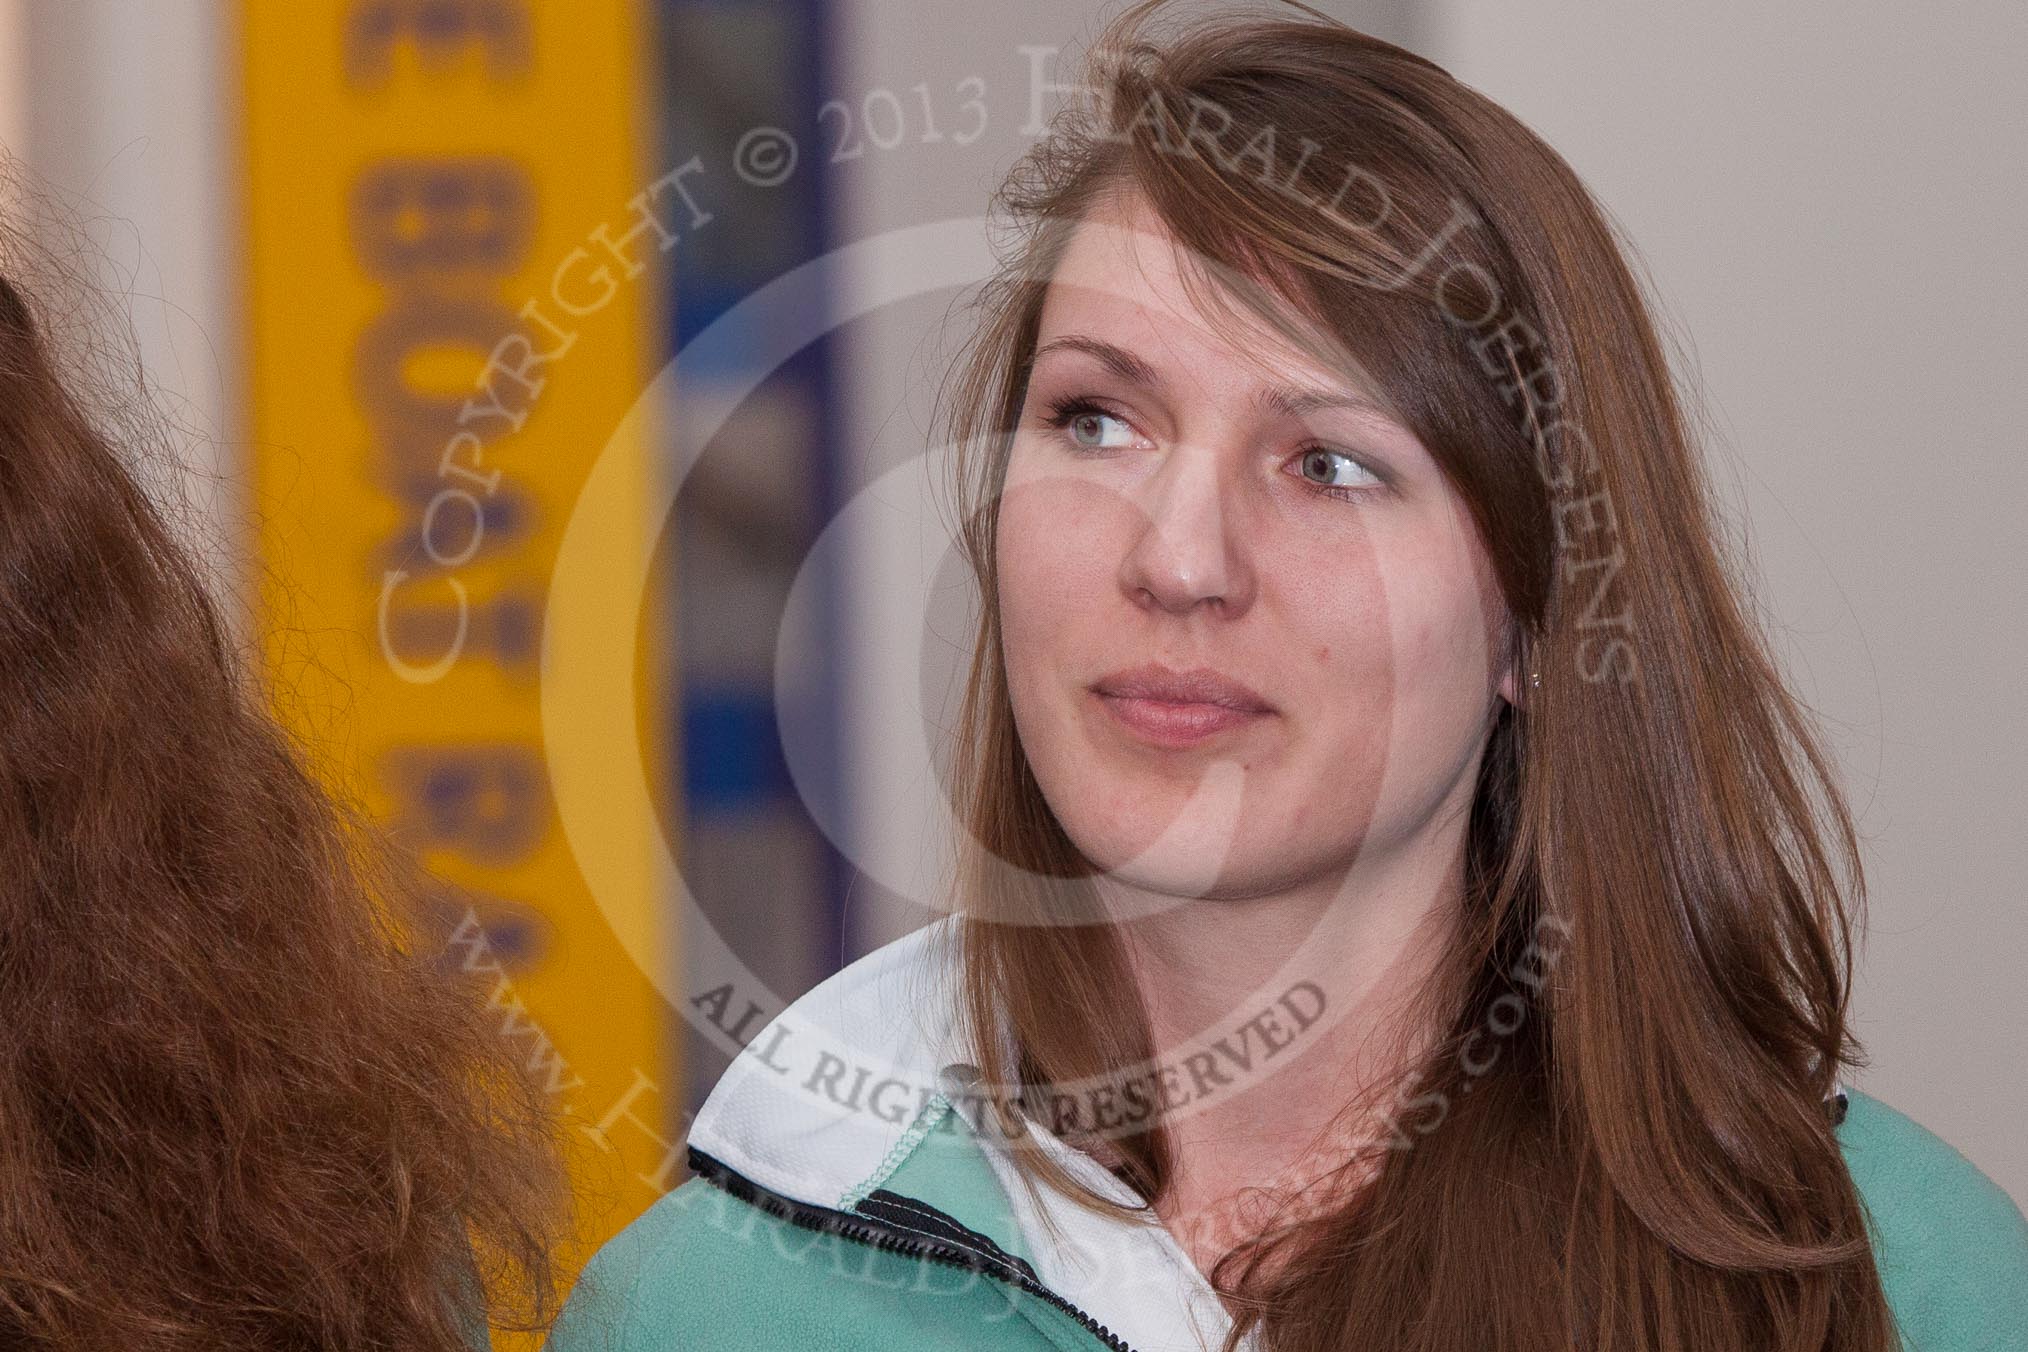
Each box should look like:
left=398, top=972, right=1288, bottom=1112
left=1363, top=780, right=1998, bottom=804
left=1062, top=406, right=1136, bottom=449
left=1296, top=446, right=1383, bottom=494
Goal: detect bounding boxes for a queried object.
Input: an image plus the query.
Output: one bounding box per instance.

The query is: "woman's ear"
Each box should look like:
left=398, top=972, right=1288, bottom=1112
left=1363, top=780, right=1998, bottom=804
left=1497, top=622, right=1532, bottom=712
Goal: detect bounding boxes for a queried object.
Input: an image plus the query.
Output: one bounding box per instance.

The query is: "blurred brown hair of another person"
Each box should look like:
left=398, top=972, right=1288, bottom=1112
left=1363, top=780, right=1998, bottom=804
left=0, top=181, right=571, bottom=1350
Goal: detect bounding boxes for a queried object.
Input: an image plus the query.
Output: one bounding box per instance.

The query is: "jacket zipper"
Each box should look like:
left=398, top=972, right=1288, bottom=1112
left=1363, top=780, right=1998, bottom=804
left=688, top=1145, right=1142, bottom=1352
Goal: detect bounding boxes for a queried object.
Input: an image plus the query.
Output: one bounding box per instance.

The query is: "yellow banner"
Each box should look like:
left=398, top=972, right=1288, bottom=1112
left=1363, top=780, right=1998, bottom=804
left=238, top=0, right=678, bottom=1330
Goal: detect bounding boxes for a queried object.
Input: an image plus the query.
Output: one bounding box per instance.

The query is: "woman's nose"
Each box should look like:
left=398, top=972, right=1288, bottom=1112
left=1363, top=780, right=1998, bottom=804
left=1117, top=444, right=1256, bottom=616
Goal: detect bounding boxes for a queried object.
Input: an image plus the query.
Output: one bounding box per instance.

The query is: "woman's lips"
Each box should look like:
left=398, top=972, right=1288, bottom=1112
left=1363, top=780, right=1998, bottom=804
left=1091, top=689, right=1271, bottom=748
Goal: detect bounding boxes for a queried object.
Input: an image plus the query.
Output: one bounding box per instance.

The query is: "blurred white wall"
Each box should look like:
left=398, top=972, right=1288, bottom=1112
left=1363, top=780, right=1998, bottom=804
left=0, top=3, right=24, bottom=163
left=830, top=0, right=2026, bottom=1207
left=1431, top=0, right=2027, bottom=1209
left=5, top=0, right=241, bottom=629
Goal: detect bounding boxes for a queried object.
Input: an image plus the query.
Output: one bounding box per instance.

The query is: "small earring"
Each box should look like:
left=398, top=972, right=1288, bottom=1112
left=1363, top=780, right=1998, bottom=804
left=1527, top=669, right=1541, bottom=690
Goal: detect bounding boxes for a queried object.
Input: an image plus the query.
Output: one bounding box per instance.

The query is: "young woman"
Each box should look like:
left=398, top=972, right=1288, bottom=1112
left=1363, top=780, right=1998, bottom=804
left=0, top=217, right=572, bottom=1343
left=545, top=3, right=2028, bottom=1349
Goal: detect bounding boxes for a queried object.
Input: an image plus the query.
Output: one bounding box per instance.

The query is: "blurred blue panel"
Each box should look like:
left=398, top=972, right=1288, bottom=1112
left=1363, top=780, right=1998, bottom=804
left=661, top=0, right=848, bottom=981
left=681, top=683, right=794, bottom=814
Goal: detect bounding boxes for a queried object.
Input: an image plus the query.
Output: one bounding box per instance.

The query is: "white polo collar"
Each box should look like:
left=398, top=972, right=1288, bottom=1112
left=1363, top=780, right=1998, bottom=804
left=684, top=914, right=1254, bottom=1351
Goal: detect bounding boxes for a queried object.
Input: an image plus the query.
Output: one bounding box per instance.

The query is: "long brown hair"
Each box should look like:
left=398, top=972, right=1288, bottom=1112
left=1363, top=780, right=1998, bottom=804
left=939, top=3, right=1894, bottom=1348
left=0, top=192, right=570, bottom=1346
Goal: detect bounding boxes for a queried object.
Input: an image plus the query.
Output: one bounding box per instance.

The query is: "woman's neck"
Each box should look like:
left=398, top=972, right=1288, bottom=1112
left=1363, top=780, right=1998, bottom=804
left=1097, top=817, right=1471, bottom=1290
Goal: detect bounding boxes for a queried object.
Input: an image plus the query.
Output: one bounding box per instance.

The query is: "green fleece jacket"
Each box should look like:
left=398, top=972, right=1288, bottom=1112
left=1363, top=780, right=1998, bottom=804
left=540, top=1083, right=2028, bottom=1351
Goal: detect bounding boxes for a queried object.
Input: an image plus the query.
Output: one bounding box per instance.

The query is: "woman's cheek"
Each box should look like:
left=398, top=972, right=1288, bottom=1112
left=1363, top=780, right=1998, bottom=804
left=1007, top=491, right=1129, bottom=616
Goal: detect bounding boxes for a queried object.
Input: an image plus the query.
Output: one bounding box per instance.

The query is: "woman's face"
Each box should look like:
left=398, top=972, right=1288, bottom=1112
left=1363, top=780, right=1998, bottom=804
left=995, top=188, right=1517, bottom=907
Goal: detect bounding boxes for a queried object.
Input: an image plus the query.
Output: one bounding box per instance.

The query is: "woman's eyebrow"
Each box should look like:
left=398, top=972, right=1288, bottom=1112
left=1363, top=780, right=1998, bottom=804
left=1031, top=334, right=1164, bottom=391
left=1256, top=384, right=1396, bottom=423
left=1030, top=333, right=1393, bottom=423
